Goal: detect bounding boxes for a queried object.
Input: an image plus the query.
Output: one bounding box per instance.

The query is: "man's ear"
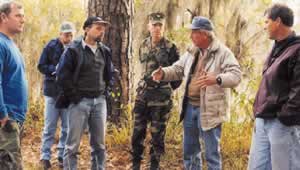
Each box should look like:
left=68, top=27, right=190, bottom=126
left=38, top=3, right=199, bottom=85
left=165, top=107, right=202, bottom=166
left=0, top=13, right=7, bottom=22
left=84, top=26, right=91, bottom=33
left=275, top=17, right=282, bottom=26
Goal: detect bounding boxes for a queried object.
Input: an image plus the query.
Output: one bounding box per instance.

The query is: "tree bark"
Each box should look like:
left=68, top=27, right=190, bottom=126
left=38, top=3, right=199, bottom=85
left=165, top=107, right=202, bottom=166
left=88, top=0, right=133, bottom=123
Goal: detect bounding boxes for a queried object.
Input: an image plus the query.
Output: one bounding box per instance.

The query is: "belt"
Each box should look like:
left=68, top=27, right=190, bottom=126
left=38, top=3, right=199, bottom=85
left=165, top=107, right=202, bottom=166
left=80, top=91, right=104, bottom=98
left=146, top=84, right=171, bottom=89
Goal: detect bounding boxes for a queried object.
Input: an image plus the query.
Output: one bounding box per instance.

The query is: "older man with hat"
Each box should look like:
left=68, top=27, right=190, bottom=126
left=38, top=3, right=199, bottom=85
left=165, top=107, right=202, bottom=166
left=131, top=12, right=181, bottom=170
left=152, top=16, right=241, bottom=170
left=56, top=16, right=114, bottom=170
left=38, top=21, right=75, bottom=169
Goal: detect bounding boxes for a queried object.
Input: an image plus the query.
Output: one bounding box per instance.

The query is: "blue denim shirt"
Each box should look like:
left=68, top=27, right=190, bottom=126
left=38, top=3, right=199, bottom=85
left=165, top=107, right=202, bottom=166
left=0, top=32, right=28, bottom=123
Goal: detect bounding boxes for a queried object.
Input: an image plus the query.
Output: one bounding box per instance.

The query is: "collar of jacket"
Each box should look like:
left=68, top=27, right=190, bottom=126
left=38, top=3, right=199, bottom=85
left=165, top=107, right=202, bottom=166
left=274, top=31, right=296, bottom=47
left=187, top=39, right=220, bottom=57
left=81, top=38, right=105, bottom=50
left=145, top=37, right=167, bottom=49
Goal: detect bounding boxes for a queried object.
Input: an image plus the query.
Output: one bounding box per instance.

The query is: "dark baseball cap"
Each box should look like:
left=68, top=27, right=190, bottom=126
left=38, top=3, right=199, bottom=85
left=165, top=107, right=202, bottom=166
left=188, top=16, right=214, bottom=31
left=149, top=12, right=165, bottom=24
left=83, top=16, right=110, bottom=29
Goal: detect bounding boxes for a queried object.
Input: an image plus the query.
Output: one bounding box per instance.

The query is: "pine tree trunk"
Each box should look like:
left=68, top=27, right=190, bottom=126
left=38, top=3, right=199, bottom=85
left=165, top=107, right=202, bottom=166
left=88, top=0, right=133, bottom=123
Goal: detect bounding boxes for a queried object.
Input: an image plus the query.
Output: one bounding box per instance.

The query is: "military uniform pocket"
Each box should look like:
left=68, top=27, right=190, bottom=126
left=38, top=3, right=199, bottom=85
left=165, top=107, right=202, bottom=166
left=0, top=120, right=21, bottom=158
left=1, top=120, right=18, bottom=134
left=144, top=88, right=172, bottom=102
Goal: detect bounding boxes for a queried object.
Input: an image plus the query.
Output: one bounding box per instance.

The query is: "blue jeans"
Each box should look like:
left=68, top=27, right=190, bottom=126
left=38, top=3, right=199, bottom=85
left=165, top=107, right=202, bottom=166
left=248, top=118, right=300, bottom=170
left=63, top=95, right=107, bottom=170
left=41, top=96, right=68, bottom=160
left=183, top=103, right=222, bottom=170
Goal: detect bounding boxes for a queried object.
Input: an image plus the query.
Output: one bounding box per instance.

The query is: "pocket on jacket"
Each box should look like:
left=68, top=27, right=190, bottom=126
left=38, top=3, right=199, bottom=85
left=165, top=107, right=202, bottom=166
left=205, top=93, right=226, bottom=115
left=205, top=93, right=225, bottom=104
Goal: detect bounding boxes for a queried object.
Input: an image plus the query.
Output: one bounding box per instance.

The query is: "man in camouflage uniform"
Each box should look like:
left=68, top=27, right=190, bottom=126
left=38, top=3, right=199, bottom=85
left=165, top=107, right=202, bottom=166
left=131, top=12, right=181, bottom=170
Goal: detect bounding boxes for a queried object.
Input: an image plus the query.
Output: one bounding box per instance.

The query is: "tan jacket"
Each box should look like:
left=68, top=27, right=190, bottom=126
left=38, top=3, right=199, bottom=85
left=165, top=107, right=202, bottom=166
left=162, top=39, right=241, bottom=130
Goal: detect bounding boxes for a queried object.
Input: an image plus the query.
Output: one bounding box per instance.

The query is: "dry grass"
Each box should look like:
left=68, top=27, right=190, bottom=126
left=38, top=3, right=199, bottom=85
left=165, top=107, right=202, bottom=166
left=22, top=94, right=254, bottom=170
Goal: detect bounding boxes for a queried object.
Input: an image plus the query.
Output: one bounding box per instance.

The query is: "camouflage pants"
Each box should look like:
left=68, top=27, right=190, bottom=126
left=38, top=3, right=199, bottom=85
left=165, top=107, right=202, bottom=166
left=131, top=99, right=172, bottom=162
left=0, top=120, right=22, bottom=170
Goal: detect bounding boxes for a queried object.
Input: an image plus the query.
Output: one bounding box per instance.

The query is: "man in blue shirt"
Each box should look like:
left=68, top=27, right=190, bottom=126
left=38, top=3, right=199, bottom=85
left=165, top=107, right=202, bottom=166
left=0, top=1, right=27, bottom=169
left=38, top=21, right=75, bottom=170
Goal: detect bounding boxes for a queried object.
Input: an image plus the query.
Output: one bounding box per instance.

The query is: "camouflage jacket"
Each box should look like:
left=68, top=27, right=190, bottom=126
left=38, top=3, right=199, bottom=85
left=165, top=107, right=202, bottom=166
left=137, top=37, right=181, bottom=106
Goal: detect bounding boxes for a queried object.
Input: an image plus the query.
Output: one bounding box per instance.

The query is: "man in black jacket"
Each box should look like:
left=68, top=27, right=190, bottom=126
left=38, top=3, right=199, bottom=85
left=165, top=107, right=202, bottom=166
left=56, top=17, right=114, bottom=170
left=38, top=21, right=75, bottom=169
left=248, top=3, right=300, bottom=170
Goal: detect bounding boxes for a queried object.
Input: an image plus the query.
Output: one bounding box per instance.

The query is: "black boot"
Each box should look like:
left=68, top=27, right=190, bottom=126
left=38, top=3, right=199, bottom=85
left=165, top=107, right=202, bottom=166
left=132, top=158, right=141, bottom=170
left=150, top=157, right=160, bottom=170
left=40, top=159, right=51, bottom=170
left=58, top=157, right=63, bottom=169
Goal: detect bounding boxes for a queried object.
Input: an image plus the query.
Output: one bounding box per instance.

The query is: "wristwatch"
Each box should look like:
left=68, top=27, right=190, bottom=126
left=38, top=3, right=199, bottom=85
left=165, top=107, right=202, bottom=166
left=216, top=76, right=222, bottom=86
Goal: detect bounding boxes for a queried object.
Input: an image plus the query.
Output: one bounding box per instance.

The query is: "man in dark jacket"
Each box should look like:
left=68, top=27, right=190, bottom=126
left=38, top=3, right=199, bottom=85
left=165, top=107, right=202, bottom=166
left=38, top=21, right=75, bottom=169
left=248, top=3, right=300, bottom=170
left=56, top=16, right=114, bottom=170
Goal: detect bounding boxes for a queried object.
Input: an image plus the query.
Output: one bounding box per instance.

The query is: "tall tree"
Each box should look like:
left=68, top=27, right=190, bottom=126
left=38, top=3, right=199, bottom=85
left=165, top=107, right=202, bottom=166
left=88, top=0, right=134, bottom=122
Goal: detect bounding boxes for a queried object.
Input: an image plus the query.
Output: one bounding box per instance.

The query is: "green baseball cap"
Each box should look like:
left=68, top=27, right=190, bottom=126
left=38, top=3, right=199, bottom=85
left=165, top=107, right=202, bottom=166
left=149, top=12, right=165, bottom=25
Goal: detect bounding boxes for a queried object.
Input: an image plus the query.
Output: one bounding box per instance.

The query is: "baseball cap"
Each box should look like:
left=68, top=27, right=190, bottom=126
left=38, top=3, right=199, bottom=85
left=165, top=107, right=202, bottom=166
left=149, top=12, right=165, bottom=25
left=188, top=16, right=214, bottom=31
left=83, top=16, right=110, bottom=29
left=60, top=21, right=76, bottom=33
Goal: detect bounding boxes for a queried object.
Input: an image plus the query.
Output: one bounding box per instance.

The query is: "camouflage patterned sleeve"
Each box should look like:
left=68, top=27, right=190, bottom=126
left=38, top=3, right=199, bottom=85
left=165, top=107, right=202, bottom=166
left=138, top=39, right=148, bottom=62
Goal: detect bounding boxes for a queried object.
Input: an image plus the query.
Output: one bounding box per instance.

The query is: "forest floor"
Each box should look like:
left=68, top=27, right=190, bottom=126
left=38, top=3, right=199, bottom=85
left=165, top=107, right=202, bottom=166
left=21, top=126, right=184, bottom=170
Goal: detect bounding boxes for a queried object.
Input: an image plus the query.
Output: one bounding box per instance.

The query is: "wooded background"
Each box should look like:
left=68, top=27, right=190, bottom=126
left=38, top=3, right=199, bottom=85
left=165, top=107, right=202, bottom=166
left=11, top=0, right=300, bottom=169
